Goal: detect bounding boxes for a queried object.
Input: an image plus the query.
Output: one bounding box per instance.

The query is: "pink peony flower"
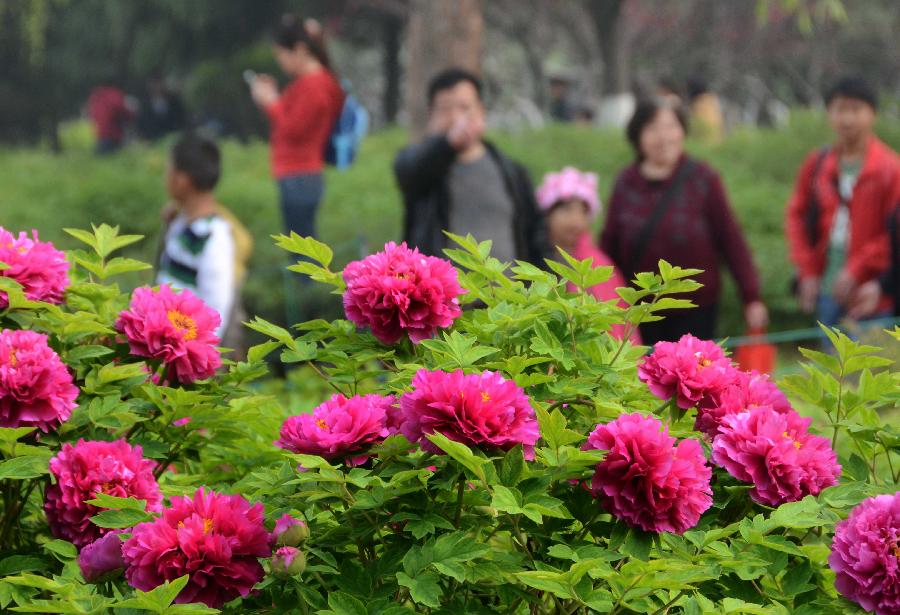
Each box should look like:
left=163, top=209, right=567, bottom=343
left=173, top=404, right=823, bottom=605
left=0, top=227, right=70, bottom=307
left=397, top=369, right=540, bottom=459
left=116, top=285, right=221, bottom=383
left=270, top=546, right=306, bottom=576
left=638, top=334, right=737, bottom=409
left=122, top=487, right=270, bottom=608
left=695, top=369, right=792, bottom=438
left=583, top=413, right=712, bottom=534
left=78, top=531, right=126, bottom=583
left=272, top=514, right=309, bottom=547
left=44, top=439, right=162, bottom=547
left=711, top=406, right=840, bottom=507
left=342, top=242, right=463, bottom=345
left=0, top=329, right=78, bottom=432
left=275, top=394, right=396, bottom=465
left=829, top=492, right=900, bottom=615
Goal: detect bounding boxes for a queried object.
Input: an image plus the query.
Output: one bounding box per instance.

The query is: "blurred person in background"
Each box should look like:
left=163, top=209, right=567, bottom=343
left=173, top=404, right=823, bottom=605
left=87, top=79, right=135, bottom=154
left=250, top=14, right=344, bottom=242
left=394, top=68, right=549, bottom=266
left=600, top=97, right=767, bottom=345
left=848, top=203, right=900, bottom=320
left=548, top=75, right=576, bottom=123
left=158, top=134, right=253, bottom=354
left=687, top=77, right=723, bottom=145
left=137, top=75, right=186, bottom=140
left=536, top=167, right=639, bottom=343
left=786, top=76, right=900, bottom=327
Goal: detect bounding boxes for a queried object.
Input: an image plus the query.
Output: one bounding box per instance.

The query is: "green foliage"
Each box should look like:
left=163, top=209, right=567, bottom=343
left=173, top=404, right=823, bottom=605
left=0, top=228, right=896, bottom=613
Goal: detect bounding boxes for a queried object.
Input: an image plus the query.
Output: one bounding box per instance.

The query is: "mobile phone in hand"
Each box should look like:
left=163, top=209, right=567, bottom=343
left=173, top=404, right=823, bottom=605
left=242, top=70, right=258, bottom=87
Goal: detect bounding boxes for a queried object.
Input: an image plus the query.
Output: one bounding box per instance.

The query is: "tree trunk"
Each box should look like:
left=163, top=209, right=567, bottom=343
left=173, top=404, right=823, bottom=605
left=405, top=0, right=483, bottom=138
left=382, top=16, right=402, bottom=125
left=588, top=0, right=628, bottom=95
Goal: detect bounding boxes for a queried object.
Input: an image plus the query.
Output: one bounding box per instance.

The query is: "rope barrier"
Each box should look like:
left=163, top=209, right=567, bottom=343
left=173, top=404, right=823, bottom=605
left=720, top=316, right=899, bottom=348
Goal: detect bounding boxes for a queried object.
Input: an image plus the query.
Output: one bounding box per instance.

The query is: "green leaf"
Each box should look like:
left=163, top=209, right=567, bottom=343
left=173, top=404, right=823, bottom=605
left=0, top=555, right=47, bottom=575
left=768, top=497, right=826, bottom=530
left=85, top=493, right=148, bottom=511
left=90, top=508, right=154, bottom=529
left=41, top=540, right=77, bottom=560
left=623, top=527, right=653, bottom=561
left=325, top=591, right=368, bottom=615
left=425, top=433, right=489, bottom=484
left=111, top=575, right=197, bottom=613
left=274, top=233, right=334, bottom=267
left=0, top=427, right=36, bottom=445
left=0, top=452, right=52, bottom=479
left=396, top=570, right=442, bottom=608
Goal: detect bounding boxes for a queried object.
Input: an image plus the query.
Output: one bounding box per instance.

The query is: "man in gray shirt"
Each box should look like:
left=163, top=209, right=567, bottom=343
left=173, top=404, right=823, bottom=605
left=394, top=68, right=549, bottom=266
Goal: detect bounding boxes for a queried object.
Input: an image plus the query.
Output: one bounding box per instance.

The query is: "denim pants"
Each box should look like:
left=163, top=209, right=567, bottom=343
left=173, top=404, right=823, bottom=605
left=277, top=172, right=324, bottom=238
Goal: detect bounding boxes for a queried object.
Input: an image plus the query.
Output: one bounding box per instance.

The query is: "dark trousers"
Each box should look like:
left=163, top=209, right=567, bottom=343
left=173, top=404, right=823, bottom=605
left=639, top=303, right=719, bottom=346
left=277, top=172, right=324, bottom=238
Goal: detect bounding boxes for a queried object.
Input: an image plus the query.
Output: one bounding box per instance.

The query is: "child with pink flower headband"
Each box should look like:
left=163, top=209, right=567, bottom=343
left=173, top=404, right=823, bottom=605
left=536, top=167, right=639, bottom=342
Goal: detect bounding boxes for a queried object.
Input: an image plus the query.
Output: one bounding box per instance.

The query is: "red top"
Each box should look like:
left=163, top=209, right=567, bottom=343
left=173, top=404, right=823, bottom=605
left=87, top=86, right=134, bottom=141
left=785, top=136, right=900, bottom=283
left=265, top=70, right=345, bottom=178
left=568, top=233, right=641, bottom=343
left=601, top=156, right=761, bottom=307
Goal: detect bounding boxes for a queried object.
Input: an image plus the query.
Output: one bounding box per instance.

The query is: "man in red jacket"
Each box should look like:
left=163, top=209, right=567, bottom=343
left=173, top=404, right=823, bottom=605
left=786, top=76, right=900, bottom=326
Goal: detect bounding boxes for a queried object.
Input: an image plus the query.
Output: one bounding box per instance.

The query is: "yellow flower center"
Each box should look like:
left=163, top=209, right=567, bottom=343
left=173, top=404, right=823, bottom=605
left=7, top=349, right=17, bottom=367
left=893, top=542, right=900, bottom=559
left=783, top=432, right=802, bottom=449
left=167, top=310, right=198, bottom=341
left=315, top=418, right=328, bottom=430
left=481, top=391, right=491, bottom=403
left=698, top=357, right=712, bottom=368
left=177, top=518, right=214, bottom=534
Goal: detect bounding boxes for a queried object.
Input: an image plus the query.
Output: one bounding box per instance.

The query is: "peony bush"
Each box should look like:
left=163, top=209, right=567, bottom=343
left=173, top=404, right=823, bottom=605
left=0, top=225, right=897, bottom=614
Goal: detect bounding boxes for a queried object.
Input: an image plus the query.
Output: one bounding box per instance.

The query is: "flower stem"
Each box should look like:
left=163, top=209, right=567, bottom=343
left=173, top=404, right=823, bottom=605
left=453, top=476, right=465, bottom=528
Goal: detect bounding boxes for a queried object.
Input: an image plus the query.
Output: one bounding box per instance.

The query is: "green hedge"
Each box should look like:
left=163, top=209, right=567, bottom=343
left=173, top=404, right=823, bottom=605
left=2, top=111, right=899, bottom=340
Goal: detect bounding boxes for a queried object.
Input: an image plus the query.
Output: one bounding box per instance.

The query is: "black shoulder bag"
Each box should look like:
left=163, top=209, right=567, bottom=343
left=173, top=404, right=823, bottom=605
left=623, top=159, right=696, bottom=280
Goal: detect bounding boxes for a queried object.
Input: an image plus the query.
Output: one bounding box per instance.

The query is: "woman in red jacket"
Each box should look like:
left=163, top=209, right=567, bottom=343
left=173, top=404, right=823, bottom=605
left=251, top=15, right=345, bottom=241
left=600, top=98, right=768, bottom=345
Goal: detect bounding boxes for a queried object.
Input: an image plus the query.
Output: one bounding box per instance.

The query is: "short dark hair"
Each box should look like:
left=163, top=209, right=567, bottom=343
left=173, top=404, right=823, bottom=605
left=427, top=67, right=483, bottom=106
left=825, top=76, right=878, bottom=110
left=171, top=134, right=221, bottom=191
left=274, top=13, right=331, bottom=71
left=626, top=98, right=689, bottom=160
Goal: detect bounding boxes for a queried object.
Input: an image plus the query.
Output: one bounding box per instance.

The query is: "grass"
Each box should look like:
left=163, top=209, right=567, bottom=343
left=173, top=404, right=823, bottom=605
left=2, top=111, right=899, bottom=362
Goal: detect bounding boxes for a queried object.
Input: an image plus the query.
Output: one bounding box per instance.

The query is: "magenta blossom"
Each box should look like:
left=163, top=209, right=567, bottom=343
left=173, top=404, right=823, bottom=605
left=44, top=439, right=162, bottom=547
left=122, top=488, right=270, bottom=608
left=78, top=532, right=126, bottom=583
left=638, top=334, right=737, bottom=409
left=829, top=492, right=900, bottom=615
left=0, top=329, right=78, bottom=432
left=116, top=285, right=221, bottom=383
left=711, top=406, right=840, bottom=507
left=0, top=227, right=69, bottom=307
left=275, top=393, right=396, bottom=465
left=342, top=242, right=463, bottom=344
left=695, top=369, right=792, bottom=438
left=582, top=413, right=712, bottom=534
left=397, top=369, right=540, bottom=459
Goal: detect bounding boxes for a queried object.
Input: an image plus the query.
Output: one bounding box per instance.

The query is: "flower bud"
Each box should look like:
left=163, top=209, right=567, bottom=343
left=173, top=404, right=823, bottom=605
left=271, top=546, right=306, bottom=577
left=78, top=532, right=125, bottom=583
left=273, top=514, right=309, bottom=546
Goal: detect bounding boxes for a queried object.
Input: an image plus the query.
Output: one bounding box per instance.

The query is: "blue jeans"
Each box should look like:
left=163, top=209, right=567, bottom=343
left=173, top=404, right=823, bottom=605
left=816, top=293, right=844, bottom=329
left=277, top=173, right=324, bottom=238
